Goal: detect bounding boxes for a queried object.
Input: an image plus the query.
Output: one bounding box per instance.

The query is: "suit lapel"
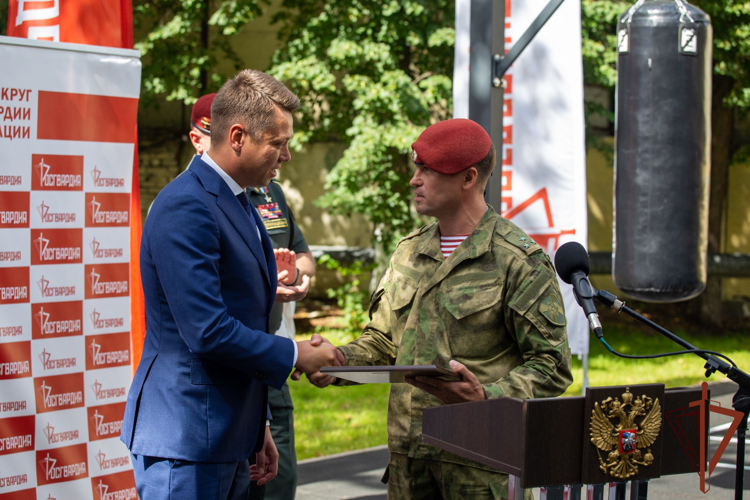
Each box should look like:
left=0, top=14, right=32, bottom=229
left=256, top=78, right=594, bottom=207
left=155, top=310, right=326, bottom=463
left=189, top=157, right=272, bottom=288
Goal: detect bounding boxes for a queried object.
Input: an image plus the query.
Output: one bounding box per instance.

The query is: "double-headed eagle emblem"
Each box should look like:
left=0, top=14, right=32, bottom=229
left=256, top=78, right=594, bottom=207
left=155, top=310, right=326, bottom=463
left=590, top=387, right=662, bottom=479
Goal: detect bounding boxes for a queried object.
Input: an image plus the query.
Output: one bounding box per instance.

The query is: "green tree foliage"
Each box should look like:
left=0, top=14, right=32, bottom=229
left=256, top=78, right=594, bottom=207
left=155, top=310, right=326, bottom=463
left=0, top=0, right=8, bottom=36
left=697, top=0, right=750, bottom=108
left=133, top=0, right=267, bottom=104
left=580, top=0, right=625, bottom=135
left=581, top=0, right=750, bottom=107
left=317, top=255, right=375, bottom=337
left=269, top=0, right=455, bottom=253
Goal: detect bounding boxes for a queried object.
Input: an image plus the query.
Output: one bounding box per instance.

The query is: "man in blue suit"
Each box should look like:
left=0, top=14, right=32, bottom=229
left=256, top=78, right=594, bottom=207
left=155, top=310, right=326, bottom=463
left=122, top=69, right=339, bottom=500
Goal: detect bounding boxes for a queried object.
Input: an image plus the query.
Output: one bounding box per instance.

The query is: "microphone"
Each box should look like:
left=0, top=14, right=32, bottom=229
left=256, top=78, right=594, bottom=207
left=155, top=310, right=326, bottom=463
left=554, top=242, right=603, bottom=338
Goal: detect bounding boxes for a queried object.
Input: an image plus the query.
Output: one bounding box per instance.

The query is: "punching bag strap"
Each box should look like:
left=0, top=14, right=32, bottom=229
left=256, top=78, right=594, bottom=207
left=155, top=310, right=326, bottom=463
left=623, top=0, right=646, bottom=24
left=625, top=0, right=694, bottom=25
left=674, top=0, right=695, bottom=23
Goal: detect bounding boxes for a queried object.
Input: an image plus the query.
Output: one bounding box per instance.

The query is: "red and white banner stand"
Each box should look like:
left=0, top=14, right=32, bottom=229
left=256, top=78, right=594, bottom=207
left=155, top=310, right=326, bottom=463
left=454, top=0, right=589, bottom=361
left=7, top=0, right=133, bottom=49
left=7, top=0, right=146, bottom=376
left=0, top=36, right=140, bottom=500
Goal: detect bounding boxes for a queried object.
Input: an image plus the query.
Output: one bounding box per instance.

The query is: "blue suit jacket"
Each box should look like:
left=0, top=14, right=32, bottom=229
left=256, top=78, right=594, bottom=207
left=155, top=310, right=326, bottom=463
left=121, top=156, right=295, bottom=462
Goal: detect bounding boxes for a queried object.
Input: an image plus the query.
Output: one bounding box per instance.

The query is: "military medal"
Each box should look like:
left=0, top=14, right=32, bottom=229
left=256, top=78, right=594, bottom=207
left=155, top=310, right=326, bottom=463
left=258, top=203, right=283, bottom=220
left=256, top=187, right=273, bottom=203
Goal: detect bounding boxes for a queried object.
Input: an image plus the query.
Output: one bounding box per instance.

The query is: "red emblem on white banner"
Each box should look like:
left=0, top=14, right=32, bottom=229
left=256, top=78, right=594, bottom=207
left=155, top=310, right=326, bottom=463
left=85, top=193, right=129, bottom=228
left=503, top=188, right=576, bottom=253
left=33, top=373, right=85, bottom=414
left=0, top=269, right=29, bottom=305
left=84, top=264, right=129, bottom=299
left=31, top=155, right=83, bottom=192
left=87, top=402, right=125, bottom=442
left=0, top=416, right=35, bottom=455
left=0, top=342, right=31, bottom=380
left=0, top=488, right=36, bottom=499
left=35, top=443, right=89, bottom=485
left=86, top=333, right=130, bottom=371
left=91, top=470, right=137, bottom=500
left=31, top=301, right=83, bottom=340
left=0, top=193, right=29, bottom=229
left=30, top=229, right=83, bottom=266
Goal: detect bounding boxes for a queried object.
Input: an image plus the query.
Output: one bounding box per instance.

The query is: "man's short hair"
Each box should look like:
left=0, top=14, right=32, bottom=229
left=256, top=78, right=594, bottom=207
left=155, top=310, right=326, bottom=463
left=474, top=142, right=496, bottom=186
left=211, top=70, right=300, bottom=144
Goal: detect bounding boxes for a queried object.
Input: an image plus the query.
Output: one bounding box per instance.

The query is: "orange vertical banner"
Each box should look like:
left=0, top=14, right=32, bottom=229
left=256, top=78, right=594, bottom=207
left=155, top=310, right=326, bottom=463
left=130, top=126, right=145, bottom=373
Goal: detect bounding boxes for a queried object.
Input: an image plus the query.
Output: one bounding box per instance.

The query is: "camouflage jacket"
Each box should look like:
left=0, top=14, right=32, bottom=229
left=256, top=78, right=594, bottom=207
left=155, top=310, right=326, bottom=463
left=337, top=207, right=573, bottom=467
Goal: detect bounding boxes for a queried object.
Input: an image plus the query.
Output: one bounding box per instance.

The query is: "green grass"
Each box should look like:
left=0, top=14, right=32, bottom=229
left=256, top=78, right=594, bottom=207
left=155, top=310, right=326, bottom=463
left=291, top=325, right=749, bottom=460
left=565, top=325, right=750, bottom=396
left=289, top=379, right=389, bottom=460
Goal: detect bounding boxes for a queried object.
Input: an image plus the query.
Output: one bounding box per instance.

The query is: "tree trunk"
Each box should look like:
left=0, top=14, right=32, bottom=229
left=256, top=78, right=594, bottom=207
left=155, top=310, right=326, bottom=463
left=698, top=73, right=735, bottom=327
left=199, top=0, right=210, bottom=94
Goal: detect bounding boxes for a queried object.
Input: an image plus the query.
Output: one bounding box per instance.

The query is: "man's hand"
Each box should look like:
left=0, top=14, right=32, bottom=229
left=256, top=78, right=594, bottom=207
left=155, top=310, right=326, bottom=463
left=274, top=274, right=310, bottom=303
left=274, top=248, right=296, bottom=285
left=405, top=360, right=486, bottom=404
left=307, top=370, right=339, bottom=388
left=250, top=425, right=278, bottom=486
left=293, top=334, right=341, bottom=381
left=303, top=333, right=346, bottom=387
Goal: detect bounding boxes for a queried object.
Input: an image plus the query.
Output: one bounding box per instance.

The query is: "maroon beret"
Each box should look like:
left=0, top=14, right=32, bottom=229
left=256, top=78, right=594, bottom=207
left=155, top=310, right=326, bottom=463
left=190, top=93, right=216, bottom=134
left=411, top=119, right=492, bottom=174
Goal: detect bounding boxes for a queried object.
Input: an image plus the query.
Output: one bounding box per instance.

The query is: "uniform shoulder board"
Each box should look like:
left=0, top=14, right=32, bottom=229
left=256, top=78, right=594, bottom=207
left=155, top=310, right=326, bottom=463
left=494, top=217, right=542, bottom=256
left=398, top=223, right=431, bottom=245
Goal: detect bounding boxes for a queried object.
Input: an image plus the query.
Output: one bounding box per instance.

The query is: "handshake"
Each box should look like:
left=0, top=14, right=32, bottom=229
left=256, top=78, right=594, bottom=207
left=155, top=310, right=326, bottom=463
left=293, top=334, right=344, bottom=387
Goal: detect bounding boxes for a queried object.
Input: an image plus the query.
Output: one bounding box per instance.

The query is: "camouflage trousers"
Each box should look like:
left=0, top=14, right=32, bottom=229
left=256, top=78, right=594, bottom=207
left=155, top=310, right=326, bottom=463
left=384, top=453, right=534, bottom=500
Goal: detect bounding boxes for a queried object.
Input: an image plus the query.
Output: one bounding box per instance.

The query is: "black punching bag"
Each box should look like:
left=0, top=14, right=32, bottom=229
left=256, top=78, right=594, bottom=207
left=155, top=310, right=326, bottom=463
left=613, top=0, right=712, bottom=302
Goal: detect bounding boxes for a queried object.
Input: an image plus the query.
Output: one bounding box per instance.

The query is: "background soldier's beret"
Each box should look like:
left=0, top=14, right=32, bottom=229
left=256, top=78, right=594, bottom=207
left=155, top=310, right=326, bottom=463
left=190, top=93, right=216, bottom=134
left=411, top=119, right=492, bottom=174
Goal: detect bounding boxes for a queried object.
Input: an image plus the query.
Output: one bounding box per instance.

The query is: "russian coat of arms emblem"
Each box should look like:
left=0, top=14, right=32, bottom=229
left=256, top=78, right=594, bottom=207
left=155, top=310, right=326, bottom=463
left=590, top=387, right=662, bottom=479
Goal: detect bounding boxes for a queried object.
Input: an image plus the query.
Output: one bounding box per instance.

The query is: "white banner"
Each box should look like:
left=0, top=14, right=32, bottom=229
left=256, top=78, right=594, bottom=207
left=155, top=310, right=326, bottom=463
left=454, top=0, right=589, bottom=355
left=0, top=36, right=140, bottom=499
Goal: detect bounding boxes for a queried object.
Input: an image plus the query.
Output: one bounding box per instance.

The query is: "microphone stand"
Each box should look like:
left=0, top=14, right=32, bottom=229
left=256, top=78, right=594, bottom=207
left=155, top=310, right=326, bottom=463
left=594, top=289, right=750, bottom=500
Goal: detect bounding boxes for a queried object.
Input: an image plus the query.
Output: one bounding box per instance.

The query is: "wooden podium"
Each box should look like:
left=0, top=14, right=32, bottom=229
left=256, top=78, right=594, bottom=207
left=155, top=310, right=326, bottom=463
left=421, top=385, right=705, bottom=499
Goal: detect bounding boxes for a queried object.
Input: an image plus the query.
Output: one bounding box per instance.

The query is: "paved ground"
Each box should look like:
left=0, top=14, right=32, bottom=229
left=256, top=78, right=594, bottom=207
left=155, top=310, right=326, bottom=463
left=296, top=381, right=749, bottom=500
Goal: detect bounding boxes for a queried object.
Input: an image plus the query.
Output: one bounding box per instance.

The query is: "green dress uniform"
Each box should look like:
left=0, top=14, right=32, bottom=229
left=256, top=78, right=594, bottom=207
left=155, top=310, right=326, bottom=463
left=336, top=207, right=574, bottom=500
left=248, top=179, right=309, bottom=500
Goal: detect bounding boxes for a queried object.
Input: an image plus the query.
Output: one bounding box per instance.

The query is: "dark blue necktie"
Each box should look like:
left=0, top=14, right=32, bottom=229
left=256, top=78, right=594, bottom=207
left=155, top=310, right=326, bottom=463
left=236, top=191, right=266, bottom=256
left=236, top=190, right=252, bottom=214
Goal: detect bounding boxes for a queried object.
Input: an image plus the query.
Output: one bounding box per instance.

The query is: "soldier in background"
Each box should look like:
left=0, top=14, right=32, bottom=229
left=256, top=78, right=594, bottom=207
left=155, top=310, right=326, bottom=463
left=248, top=177, right=315, bottom=500
left=309, top=119, right=573, bottom=499
left=190, top=93, right=315, bottom=500
left=188, top=93, right=215, bottom=157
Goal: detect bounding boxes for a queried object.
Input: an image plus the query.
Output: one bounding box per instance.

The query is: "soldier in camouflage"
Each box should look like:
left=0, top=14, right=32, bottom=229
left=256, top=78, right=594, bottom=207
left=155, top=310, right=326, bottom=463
left=310, top=119, right=573, bottom=499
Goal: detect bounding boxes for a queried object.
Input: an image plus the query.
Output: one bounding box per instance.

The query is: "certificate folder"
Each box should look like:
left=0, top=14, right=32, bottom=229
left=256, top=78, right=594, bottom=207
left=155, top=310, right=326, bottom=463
left=320, top=365, right=461, bottom=384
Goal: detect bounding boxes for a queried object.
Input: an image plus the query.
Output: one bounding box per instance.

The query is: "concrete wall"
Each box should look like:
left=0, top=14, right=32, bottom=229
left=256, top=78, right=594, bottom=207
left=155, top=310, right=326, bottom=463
left=724, top=159, right=750, bottom=300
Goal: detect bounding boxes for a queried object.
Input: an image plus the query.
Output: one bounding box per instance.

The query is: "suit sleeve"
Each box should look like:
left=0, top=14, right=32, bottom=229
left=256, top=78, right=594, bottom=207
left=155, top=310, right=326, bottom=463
left=147, top=190, right=294, bottom=389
